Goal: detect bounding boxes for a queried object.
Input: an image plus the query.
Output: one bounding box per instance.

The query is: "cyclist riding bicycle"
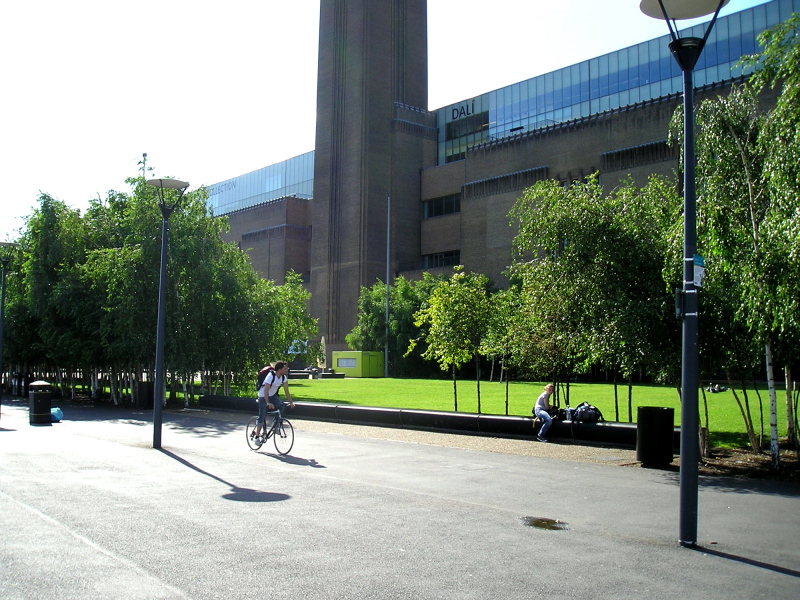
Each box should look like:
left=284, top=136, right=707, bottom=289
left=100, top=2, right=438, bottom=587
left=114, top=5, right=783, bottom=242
left=253, top=361, right=294, bottom=442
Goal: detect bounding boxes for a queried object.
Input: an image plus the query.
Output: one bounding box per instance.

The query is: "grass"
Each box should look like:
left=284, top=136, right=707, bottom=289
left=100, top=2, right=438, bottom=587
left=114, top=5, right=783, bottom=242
left=269, top=377, right=791, bottom=449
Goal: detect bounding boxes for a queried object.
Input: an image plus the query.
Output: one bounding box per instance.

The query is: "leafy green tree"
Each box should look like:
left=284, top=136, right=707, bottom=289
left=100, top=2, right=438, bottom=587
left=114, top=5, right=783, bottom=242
left=744, top=12, right=800, bottom=451
left=19, top=194, right=98, bottom=393
left=4, top=174, right=318, bottom=403
left=410, top=267, right=490, bottom=412
left=481, top=286, right=522, bottom=414
left=509, top=175, right=679, bottom=418
left=677, top=79, right=798, bottom=466
left=346, top=273, right=443, bottom=377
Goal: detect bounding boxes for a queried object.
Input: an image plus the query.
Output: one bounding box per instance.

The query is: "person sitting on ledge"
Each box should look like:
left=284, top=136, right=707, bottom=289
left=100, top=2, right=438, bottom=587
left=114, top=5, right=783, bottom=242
left=533, top=383, right=555, bottom=443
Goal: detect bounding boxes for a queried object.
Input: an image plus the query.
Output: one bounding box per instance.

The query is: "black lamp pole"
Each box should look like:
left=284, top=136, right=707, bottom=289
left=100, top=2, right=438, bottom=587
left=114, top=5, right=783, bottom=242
left=146, top=178, right=189, bottom=449
left=640, top=0, right=727, bottom=547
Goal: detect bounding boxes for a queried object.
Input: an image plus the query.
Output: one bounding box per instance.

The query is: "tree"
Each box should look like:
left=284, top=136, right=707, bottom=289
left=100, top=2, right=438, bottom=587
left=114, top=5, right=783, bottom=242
left=410, top=267, right=490, bottom=412
left=744, top=12, right=800, bottom=452
left=481, top=286, right=522, bottom=414
left=677, top=80, right=797, bottom=467
left=509, top=175, right=679, bottom=417
left=3, top=173, right=319, bottom=402
left=346, top=273, right=443, bottom=377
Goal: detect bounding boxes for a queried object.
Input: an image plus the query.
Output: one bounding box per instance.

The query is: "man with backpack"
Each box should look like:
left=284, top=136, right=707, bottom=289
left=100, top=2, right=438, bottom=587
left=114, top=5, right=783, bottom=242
left=253, top=361, right=294, bottom=442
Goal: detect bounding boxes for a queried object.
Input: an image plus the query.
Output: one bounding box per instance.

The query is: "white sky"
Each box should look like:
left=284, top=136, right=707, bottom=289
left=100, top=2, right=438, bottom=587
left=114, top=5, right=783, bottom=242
left=0, top=0, right=767, bottom=241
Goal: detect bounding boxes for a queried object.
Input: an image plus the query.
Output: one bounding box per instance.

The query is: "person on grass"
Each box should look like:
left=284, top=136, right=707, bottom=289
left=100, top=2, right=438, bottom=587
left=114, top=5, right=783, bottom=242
left=533, top=383, right=555, bottom=442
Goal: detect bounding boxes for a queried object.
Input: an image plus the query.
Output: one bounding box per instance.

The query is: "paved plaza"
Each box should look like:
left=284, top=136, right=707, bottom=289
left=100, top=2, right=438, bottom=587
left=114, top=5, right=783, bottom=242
left=1, top=397, right=798, bottom=599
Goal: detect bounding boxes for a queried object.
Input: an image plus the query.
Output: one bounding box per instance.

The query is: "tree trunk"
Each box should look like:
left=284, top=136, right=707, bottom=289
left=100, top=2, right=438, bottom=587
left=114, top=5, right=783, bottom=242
left=627, top=376, right=633, bottom=423
left=475, top=354, right=481, bottom=414
left=751, top=378, right=765, bottom=447
left=701, top=383, right=710, bottom=441
left=505, top=366, right=509, bottom=416
left=764, top=343, right=780, bottom=470
left=726, top=369, right=759, bottom=452
left=452, top=363, right=458, bottom=412
left=785, top=364, right=797, bottom=450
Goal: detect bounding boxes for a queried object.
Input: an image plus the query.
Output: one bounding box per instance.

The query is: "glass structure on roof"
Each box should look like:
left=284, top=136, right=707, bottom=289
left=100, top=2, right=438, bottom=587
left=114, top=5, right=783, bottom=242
left=435, top=0, right=799, bottom=164
left=208, top=151, right=314, bottom=216
left=208, top=0, right=797, bottom=214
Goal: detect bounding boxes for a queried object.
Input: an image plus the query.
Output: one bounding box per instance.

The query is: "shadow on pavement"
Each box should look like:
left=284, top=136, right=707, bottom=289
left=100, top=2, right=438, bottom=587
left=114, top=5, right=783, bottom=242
left=692, top=545, right=800, bottom=578
left=258, top=452, right=326, bottom=469
left=160, top=448, right=290, bottom=503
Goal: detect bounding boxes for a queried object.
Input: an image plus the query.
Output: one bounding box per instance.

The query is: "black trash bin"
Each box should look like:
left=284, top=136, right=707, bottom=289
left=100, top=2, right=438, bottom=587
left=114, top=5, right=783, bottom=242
left=29, top=380, right=53, bottom=426
left=636, top=406, right=674, bottom=467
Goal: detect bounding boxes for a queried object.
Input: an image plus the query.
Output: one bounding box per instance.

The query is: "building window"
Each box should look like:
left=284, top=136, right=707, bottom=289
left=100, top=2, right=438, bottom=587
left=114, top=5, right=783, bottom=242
left=422, top=194, right=461, bottom=219
left=423, top=250, right=461, bottom=269
left=445, top=111, right=489, bottom=141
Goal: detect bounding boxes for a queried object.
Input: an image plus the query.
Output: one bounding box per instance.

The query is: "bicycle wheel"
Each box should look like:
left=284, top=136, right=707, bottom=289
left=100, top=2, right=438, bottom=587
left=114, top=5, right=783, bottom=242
left=273, top=418, right=294, bottom=455
left=246, top=416, right=264, bottom=451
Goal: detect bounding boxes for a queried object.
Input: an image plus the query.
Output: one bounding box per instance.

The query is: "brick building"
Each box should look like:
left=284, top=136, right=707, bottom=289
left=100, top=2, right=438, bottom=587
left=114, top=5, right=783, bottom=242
left=209, top=0, right=795, bottom=363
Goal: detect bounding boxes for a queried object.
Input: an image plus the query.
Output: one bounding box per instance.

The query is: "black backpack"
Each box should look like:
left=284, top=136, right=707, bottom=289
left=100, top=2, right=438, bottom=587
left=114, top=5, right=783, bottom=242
left=256, top=365, right=276, bottom=391
left=573, top=402, right=603, bottom=423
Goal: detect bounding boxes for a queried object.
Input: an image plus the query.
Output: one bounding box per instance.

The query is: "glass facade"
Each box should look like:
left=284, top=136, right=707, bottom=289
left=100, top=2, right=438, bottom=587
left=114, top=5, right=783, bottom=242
left=436, top=0, right=799, bottom=165
left=207, top=151, right=314, bottom=216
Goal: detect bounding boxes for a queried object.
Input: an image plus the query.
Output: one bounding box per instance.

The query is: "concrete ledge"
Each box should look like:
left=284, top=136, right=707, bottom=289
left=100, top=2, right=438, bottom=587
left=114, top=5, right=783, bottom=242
left=197, top=396, right=680, bottom=450
left=477, top=413, right=535, bottom=437
left=400, top=409, right=480, bottom=433
left=291, top=401, right=338, bottom=421
left=335, top=404, right=403, bottom=427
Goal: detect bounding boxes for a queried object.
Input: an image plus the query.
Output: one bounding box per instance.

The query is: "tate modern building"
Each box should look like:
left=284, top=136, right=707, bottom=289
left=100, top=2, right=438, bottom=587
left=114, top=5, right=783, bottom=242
left=207, top=0, right=796, bottom=361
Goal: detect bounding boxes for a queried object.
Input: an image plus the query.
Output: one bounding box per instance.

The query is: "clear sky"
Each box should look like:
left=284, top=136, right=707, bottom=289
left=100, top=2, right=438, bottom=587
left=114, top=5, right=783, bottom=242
left=0, top=0, right=769, bottom=241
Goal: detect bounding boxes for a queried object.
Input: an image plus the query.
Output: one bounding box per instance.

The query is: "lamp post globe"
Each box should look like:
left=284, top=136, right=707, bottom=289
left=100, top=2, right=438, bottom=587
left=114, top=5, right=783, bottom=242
left=640, top=0, right=728, bottom=548
left=146, top=178, right=189, bottom=450
left=640, top=0, right=729, bottom=20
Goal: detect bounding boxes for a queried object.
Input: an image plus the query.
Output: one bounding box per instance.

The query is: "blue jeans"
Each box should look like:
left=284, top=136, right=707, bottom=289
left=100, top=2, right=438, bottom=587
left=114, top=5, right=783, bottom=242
left=257, top=394, right=285, bottom=426
left=535, top=408, right=553, bottom=438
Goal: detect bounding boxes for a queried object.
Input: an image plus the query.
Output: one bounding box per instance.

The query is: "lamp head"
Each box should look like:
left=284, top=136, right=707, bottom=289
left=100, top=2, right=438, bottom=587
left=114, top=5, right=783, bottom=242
left=0, top=242, right=19, bottom=267
left=146, top=178, right=190, bottom=191
left=146, top=178, right=190, bottom=212
left=640, top=0, right=729, bottom=20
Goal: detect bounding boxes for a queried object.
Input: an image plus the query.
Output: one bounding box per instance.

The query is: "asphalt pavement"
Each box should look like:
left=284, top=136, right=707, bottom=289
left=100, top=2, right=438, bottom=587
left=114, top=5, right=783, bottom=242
left=1, top=396, right=798, bottom=599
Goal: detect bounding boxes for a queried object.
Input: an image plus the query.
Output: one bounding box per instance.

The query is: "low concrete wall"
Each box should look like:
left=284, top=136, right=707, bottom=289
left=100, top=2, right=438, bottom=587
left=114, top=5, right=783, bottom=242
left=198, top=396, right=680, bottom=451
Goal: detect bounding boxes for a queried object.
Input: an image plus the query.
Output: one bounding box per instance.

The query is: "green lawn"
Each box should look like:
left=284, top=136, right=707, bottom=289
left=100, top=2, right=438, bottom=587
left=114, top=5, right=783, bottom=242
left=273, top=377, right=790, bottom=449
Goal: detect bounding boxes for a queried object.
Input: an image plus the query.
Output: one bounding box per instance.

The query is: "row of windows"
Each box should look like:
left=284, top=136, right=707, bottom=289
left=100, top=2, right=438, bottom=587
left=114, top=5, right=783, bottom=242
left=422, top=194, right=461, bottom=219
left=209, top=151, right=314, bottom=216
left=438, top=0, right=798, bottom=164
left=423, top=251, right=461, bottom=269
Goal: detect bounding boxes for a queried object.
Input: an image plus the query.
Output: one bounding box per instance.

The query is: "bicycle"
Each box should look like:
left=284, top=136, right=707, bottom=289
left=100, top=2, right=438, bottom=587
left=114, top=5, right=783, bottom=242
left=246, top=410, right=294, bottom=455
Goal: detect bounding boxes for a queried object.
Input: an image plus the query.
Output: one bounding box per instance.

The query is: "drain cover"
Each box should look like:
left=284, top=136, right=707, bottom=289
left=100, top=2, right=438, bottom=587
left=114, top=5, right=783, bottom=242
left=520, top=516, right=569, bottom=530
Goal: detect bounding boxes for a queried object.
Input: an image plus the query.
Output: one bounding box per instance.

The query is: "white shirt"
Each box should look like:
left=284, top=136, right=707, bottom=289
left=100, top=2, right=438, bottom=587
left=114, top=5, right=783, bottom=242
left=258, top=371, right=286, bottom=399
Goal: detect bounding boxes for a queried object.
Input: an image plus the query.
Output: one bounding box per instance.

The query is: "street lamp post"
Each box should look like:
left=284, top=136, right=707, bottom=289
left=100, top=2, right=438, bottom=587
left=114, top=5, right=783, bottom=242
left=640, top=0, right=728, bottom=547
left=146, top=178, right=189, bottom=449
left=0, top=242, right=20, bottom=421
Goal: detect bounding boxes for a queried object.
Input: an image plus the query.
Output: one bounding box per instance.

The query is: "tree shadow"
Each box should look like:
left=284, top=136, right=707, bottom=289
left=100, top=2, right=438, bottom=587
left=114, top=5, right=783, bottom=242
left=160, top=449, right=290, bottom=503
left=21, top=402, right=247, bottom=438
